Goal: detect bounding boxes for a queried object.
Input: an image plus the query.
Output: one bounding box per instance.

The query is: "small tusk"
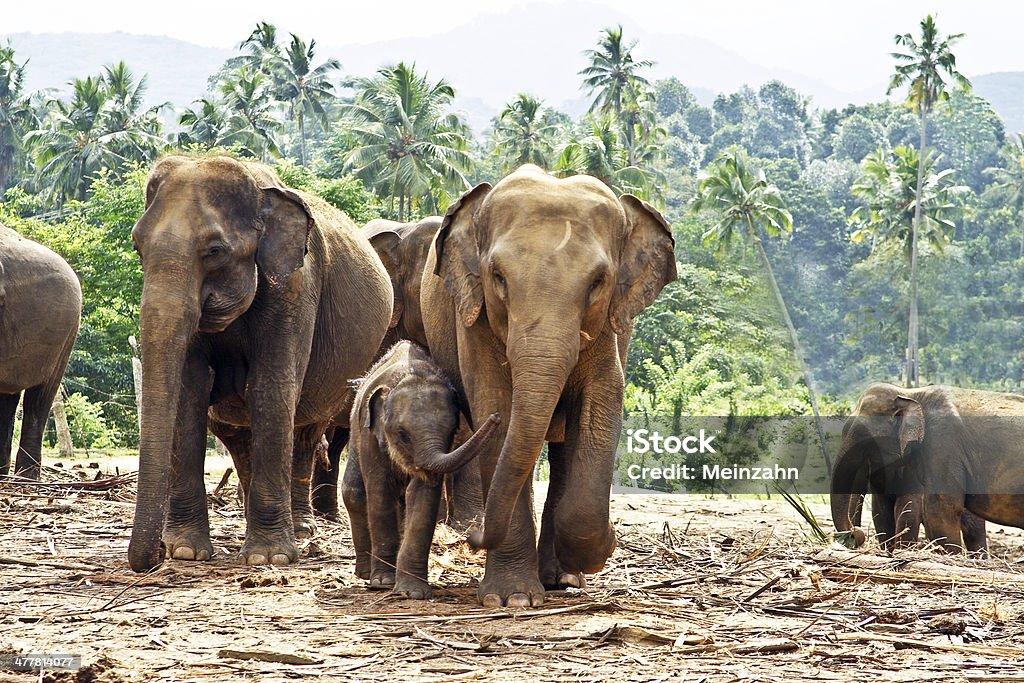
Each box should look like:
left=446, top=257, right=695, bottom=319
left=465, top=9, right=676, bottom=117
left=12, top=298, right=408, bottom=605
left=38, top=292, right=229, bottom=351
left=555, top=220, right=572, bottom=251
left=580, top=330, right=593, bottom=342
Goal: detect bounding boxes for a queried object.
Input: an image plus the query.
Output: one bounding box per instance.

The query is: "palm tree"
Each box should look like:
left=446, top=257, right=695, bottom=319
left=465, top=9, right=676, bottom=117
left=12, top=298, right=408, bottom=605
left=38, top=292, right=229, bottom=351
left=888, top=14, right=970, bottom=386
left=692, top=149, right=831, bottom=471
left=268, top=34, right=340, bottom=165
left=850, top=146, right=968, bottom=260
left=579, top=25, right=653, bottom=164
left=492, top=93, right=557, bottom=170
left=100, top=62, right=166, bottom=161
left=985, top=133, right=1024, bottom=257
left=554, top=115, right=662, bottom=202
left=219, top=67, right=281, bottom=160
left=0, top=44, right=34, bottom=191
left=341, top=62, right=472, bottom=219
left=177, top=98, right=227, bottom=148
left=239, top=21, right=281, bottom=72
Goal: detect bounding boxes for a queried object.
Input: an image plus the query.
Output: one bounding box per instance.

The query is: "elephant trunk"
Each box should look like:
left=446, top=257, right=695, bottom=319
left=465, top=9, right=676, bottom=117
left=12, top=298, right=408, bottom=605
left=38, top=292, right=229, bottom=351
left=128, top=276, right=199, bottom=572
left=830, top=425, right=870, bottom=548
left=469, top=334, right=577, bottom=550
left=414, top=414, right=500, bottom=475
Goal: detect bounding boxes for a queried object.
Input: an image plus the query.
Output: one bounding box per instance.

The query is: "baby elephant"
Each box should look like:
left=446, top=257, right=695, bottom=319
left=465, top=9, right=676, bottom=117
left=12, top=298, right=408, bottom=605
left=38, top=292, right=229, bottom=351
left=348, top=341, right=499, bottom=599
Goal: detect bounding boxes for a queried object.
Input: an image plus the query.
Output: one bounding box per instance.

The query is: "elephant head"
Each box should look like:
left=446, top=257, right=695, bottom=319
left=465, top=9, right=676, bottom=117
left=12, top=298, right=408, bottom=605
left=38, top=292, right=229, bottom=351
left=127, top=155, right=314, bottom=572
left=433, top=165, right=676, bottom=550
left=365, top=347, right=500, bottom=478
left=830, top=382, right=940, bottom=546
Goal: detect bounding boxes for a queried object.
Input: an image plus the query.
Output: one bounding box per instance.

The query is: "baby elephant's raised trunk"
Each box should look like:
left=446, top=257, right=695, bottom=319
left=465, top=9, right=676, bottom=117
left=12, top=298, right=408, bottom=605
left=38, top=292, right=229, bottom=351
left=414, top=414, right=501, bottom=475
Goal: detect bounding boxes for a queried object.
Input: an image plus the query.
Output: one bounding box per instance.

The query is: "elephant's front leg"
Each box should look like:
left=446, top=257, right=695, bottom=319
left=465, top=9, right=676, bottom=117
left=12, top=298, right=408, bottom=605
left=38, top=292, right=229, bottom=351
left=538, top=442, right=583, bottom=589
left=924, top=494, right=967, bottom=553
left=164, top=345, right=215, bottom=561
left=394, top=477, right=443, bottom=599
left=241, top=371, right=302, bottom=566
left=549, top=362, right=620, bottom=578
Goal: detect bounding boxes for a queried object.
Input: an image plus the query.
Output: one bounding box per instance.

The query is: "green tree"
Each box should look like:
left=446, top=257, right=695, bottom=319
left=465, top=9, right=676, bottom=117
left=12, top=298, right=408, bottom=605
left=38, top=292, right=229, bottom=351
left=341, top=62, right=472, bottom=219
left=985, top=133, right=1024, bottom=256
left=850, top=146, right=968, bottom=260
left=491, top=93, right=557, bottom=170
left=25, top=69, right=164, bottom=206
left=888, top=14, right=970, bottom=386
left=579, top=25, right=654, bottom=164
left=0, top=44, right=34, bottom=191
left=219, top=67, right=281, bottom=160
left=268, top=34, right=340, bottom=166
left=691, top=149, right=830, bottom=470
left=177, top=98, right=227, bottom=149
left=554, top=115, right=662, bottom=201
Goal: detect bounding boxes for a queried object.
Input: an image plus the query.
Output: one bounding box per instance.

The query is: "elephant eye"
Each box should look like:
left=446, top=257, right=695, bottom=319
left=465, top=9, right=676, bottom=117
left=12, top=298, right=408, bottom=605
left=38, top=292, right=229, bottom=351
left=492, top=270, right=506, bottom=287
left=397, top=428, right=411, bottom=444
left=204, top=243, right=228, bottom=260
left=588, top=275, right=605, bottom=294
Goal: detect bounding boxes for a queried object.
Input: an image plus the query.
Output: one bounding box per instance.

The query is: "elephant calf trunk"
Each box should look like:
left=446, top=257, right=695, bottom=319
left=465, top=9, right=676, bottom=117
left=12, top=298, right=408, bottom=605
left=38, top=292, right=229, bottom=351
left=415, top=414, right=500, bottom=475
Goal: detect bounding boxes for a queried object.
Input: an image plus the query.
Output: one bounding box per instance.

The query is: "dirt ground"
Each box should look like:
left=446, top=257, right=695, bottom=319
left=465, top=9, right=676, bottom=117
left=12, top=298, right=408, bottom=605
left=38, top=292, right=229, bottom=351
left=3, top=454, right=1024, bottom=682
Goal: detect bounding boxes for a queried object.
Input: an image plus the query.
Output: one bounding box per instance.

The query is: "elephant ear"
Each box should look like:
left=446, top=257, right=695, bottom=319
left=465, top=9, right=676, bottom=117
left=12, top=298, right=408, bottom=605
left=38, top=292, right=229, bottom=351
left=609, top=195, right=677, bottom=336
left=368, top=230, right=404, bottom=328
left=364, top=385, right=390, bottom=429
left=258, top=186, right=313, bottom=288
left=894, top=395, right=925, bottom=457
left=433, top=183, right=491, bottom=327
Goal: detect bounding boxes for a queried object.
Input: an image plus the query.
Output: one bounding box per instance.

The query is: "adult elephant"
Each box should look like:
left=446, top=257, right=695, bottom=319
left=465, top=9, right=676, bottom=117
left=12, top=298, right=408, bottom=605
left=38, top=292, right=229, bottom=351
left=831, top=383, right=1024, bottom=553
left=421, top=165, right=676, bottom=607
left=127, top=155, right=392, bottom=572
left=0, top=223, right=81, bottom=479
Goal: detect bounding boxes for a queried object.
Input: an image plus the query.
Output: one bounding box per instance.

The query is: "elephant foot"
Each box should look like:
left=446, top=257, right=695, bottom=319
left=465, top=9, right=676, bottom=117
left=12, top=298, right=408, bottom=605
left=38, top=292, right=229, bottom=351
left=292, top=509, right=317, bottom=540
left=554, top=523, right=616, bottom=575
left=354, top=552, right=372, bottom=580
left=163, top=526, right=214, bottom=562
left=239, top=534, right=298, bottom=566
left=368, top=570, right=395, bottom=590
left=394, top=574, right=432, bottom=600
left=539, top=555, right=585, bottom=590
left=478, top=568, right=545, bottom=608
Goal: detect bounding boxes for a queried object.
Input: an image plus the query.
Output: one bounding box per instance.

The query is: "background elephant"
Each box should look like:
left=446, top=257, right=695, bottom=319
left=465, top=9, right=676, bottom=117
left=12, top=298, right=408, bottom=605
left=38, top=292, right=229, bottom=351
left=311, top=216, right=485, bottom=529
left=347, top=340, right=498, bottom=597
left=0, top=222, right=81, bottom=479
left=831, top=382, right=1024, bottom=552
left=421, top=164, right=676, bottom=607
left=127, top=155, right=392, bottom=572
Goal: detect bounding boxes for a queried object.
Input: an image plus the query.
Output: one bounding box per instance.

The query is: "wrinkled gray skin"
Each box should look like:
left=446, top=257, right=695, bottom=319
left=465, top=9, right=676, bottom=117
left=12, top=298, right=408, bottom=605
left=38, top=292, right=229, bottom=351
left=830, top=383, right=1024, bottom=553
left=127, top=155, right=392, bottom=572
left=422, top=165, right=677, bottom=607
left=0, top=223, right=81, bottom=479
left=347, top=340, right=499, bottom=598
left=312, top=216, right=485, bottom=530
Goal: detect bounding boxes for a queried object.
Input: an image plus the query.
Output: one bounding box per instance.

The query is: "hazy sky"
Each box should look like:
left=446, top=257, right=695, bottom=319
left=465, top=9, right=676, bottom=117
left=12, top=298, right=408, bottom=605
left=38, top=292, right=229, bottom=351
left=6, top=0, right=1023, bottom=91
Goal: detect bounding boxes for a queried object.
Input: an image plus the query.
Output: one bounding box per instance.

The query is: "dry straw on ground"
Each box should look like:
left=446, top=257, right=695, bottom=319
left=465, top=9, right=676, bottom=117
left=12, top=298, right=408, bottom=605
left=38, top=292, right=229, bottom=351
left=2, top=462, right=1024, bottom=682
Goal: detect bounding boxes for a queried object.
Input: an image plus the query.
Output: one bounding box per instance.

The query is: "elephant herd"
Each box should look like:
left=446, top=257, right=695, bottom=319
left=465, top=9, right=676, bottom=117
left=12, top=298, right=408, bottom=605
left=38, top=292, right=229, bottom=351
left=3, top=155, right=676, bottom=608
left=4, top=153, right=1024, bottom=609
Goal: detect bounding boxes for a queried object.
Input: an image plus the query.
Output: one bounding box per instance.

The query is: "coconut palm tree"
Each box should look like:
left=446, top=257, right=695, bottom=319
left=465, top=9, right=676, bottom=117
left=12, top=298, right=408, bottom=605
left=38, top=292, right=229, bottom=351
left=219, top=67, right=281, bottom=160
left=850, top=146, right=968, bottom=260
left=492, top=93, right=557, bottom=170
left=579, top=25, right=654, bottom=164
left=177, top=98, right=227, bottom=149
left=100, top=62, right=166, bottom=161
left=0, top=44, right=34, bottom=191
left=985, top=133, right=1024, bottom=257
left=268, top=34, right=340, bottom=165
left=554, top=115, right=662, bottom=202
left=888, top=14, right=970, bottom=386
left=341, top=62, right=472, bottom=219
left=692, top=149, right=831, bottom=471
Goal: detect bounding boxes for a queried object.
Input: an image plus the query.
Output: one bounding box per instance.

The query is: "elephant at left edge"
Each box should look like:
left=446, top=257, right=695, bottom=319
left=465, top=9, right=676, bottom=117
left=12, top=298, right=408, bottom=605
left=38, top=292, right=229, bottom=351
left=127, top=155, right=392, bottom=572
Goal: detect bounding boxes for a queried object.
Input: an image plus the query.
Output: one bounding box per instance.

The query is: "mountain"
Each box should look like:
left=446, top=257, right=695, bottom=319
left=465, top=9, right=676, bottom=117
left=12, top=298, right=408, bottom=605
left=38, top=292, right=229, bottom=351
left=4, top=32, right=230, bottom=108
left=973, top=72, right=1024, bottom=135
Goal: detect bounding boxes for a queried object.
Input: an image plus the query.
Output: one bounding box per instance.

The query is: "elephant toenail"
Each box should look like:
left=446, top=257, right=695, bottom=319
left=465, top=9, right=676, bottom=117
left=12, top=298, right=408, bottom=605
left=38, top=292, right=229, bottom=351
left=172, top=547, right=195, bottom=560
left=247, top=553, right=267, bottom=565
left=196, top=549, right=210, bottom=561
left=506, top=593, right=531, bottom=608
left=270, top=554, right=290, bottom=565
left=482, top=594, right=503, bottom=608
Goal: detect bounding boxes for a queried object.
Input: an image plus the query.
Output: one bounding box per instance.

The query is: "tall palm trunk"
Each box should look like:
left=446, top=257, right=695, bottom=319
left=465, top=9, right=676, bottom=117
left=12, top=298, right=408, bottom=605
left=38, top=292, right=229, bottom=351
left=297, top=108, right=306, bottom=166
left=753, top=233, right=832, bottom=473
left=906, top=110, right=927, bottom=388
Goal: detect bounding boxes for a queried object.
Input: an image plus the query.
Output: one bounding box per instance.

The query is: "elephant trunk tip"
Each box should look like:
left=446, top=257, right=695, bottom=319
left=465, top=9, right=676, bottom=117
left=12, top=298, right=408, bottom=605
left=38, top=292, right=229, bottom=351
left=127, top=538, right=166, bottom=573
left=835, top=527, right=867, bottom=549
left=467, top=522, right=506, bottom=550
